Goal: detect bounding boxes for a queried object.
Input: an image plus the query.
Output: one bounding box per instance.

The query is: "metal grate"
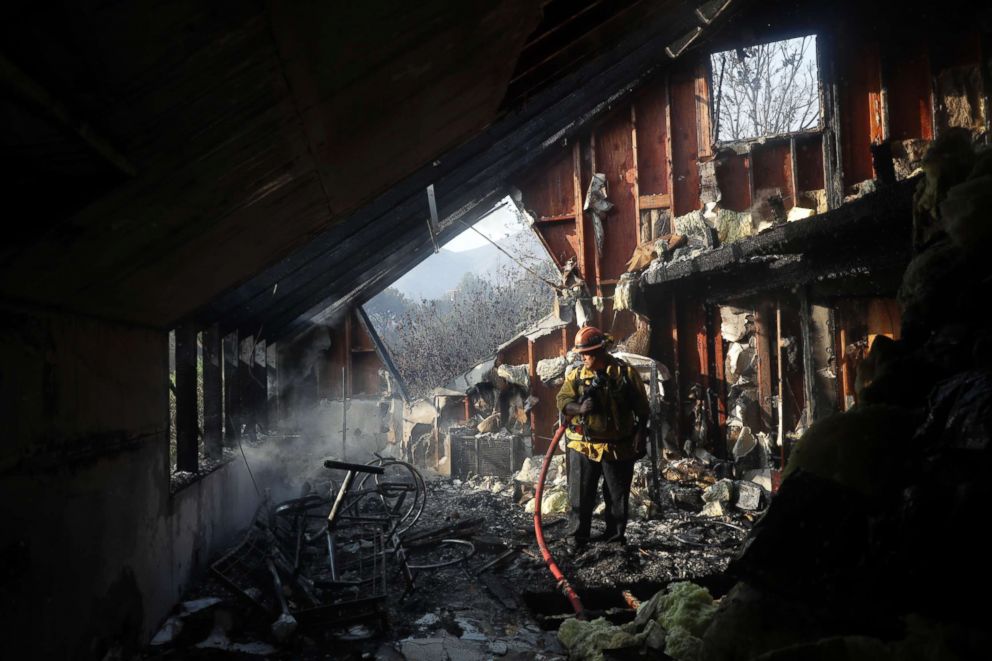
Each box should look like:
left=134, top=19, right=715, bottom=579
left=212, top=520, right=390, bottom=626
left=211, top=523, right=276, bottom=612
left=449, top=430, right=524, bottom=479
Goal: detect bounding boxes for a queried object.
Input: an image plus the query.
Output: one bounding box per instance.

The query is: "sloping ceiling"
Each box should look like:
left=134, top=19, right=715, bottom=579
left=0, top=0, right=740, bottom=338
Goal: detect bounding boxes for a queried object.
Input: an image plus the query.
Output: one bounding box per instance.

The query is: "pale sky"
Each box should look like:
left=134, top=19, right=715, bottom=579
left=443, top=198, right=524, bottom=252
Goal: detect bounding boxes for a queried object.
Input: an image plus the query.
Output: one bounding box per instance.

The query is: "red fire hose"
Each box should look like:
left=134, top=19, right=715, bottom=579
left=533, top=425, right=586, bottom=618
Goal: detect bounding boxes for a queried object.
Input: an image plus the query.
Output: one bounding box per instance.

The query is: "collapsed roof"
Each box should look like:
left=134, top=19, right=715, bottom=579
left=0, top=0, right=743, bottom=341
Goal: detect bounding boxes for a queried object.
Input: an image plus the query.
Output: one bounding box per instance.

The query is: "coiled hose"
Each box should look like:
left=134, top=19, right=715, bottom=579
left=533, top=425, right=585, bottom=618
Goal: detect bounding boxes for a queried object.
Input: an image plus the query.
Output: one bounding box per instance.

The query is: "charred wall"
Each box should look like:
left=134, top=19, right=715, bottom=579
left=0, top=303, right=259, bottom=658
left=515, top=1, right=989, bottom=467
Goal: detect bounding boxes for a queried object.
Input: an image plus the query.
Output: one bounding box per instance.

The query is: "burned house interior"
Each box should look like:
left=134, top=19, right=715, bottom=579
left=2, top=0, right=991, bottom=658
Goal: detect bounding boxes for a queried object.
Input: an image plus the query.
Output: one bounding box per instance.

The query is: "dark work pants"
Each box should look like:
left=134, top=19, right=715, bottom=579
left=567, top=447, right=636, bottom=541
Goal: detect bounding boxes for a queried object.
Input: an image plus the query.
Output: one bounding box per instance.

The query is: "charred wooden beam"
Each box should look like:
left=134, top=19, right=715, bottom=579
left=754, top=304, right=775, bottom=433
left=817, top=29, right=845, bottom=209
left=798, top=288, right=817, bottom=425
left=0, top=53, right=136, bottom=177
left=708, top=304, right=727, bottom=449
left=223, top=331, right=240, bottom=446
left=195, top=0, right=716, bottom=336
left=253, top=339, right=268, bottom=434
left=266, top=341, right=280, bottom=431
left=203, top=323, right=223, bottom=460
left=355, top=305, right=409, bottom=402
left=175, top=324, right=198, bottom=472
left=239, top=336, right=256, bottom=441
left=670, top=294, right=682, bottom=442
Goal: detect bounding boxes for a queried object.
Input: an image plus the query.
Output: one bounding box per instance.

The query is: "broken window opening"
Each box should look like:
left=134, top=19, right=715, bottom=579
left=169, top=326, right=235, bottom=492
left=710, top=35, right=821, bottom=143
left=363, top=196, right=557, bottom=401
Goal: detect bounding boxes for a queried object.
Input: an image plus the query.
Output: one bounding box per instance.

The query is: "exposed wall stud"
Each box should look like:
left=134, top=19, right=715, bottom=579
left=670, top=295, right=682, bottom=442
left=664, top=74, right=677, bottom=216
left=630, top=104, right=642, bottom=241
left=572, top=141, right=587, bottom=279
left=203, top=323, right=223, bottom=460
left=223, top=331, right=239, bottom=446
left=754, top=303, right=774, bottom=432
left=695, top=59, right=714, bottom=159
left=789, top=138, right=800, bottom=208
left=817, top=29, right=845, bottom=208
left=798, top=289, right=817, bottom=425
left=239, top=336, right=256, bottom=442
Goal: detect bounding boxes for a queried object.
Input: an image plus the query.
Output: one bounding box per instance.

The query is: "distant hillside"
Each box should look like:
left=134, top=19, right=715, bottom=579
left=391, top=237, right=523, bottom=300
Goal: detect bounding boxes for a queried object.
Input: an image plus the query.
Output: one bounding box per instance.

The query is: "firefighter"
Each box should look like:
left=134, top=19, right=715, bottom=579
left=556, top=326, right=651, bottom=549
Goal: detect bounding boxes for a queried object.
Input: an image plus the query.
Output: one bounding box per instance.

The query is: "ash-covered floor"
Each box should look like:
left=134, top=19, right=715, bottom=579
left=141, top=456, right=755, bottom=660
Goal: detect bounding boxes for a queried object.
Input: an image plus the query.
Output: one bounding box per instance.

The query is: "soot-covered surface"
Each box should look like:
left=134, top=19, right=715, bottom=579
left=142, top=468, right=752, bottom=659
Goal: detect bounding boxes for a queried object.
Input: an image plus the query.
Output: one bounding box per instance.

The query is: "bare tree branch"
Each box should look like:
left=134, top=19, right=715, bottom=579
left=711, top=35, right=821, bottom=142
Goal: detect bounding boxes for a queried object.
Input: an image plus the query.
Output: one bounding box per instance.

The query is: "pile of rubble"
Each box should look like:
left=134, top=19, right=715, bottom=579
left=694, top=130, right=992, bottom=659
left=145, top=444, right=759, bottom=659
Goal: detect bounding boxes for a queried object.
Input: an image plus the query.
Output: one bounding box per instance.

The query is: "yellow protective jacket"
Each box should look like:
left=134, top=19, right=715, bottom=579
left=556, top=356, right=651, bottom=461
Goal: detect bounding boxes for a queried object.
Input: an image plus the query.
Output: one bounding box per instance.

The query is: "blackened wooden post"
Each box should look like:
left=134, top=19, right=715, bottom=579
left=175, top=324, right=198, bottom=472
left=669, top=294, right=682, bottom=444
left=203, top=323, right=222, bottom=460
left=266, top=342, right=279, bottom=431
left=254, top=339, right=267, bottom=433
left=817, top=28, right=845, bottom=210
left=223, top=331, right=239, bottom=446
left=240, top=335, right=256, bottom=441
left=754, top=303, right=775, bottom=434
left=799, top=289, right=817, bottom=427
left=707, top=304, right=726, bottom=452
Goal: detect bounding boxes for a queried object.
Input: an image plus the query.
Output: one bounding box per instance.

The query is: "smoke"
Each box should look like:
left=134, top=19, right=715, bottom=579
left=231, top=316, right=404, bottom=503
left=236, top=399, right=401, bottom=504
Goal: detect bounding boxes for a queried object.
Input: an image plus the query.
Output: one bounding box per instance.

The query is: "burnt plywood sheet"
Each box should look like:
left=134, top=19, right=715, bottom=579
left=633, top=83, right=672, bottom=197
left=594, top=109, right=640, bottom=281
left=752, top=141, right=795, bottom=208
left=887, top=46, right=934, bottom=141
left=837, top=36, right=883, bottom=189
left=669, top=68, right=701, bottom=217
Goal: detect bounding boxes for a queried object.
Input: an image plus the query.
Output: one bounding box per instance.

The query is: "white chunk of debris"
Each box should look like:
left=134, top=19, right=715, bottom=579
left=743, top=468, right=773, bottom=491
left=720, top=306, right=751, bottom=342
left=536, top=356, right=568, bottom=386
left=149, top=616, right=183, bottom=646
left=497, top=363, right=530, bottom=389
left=524, top=487, right=569, bottom=515
left=787, top=206, right=815, bottom=221
left=700, top=500, right=724, bottom=517
left=415, top=612, right=440, bottom=627
left=455, top=617, right=489, bottom=642
left=702, top=478, right=733, bottom=504
left=731, top=426, right=757, bottom=460
left=515, top=454, right=565, bottom=486
left=270, top=613, right=297, bottom=642
left=180, top=597, right=222, bottom=615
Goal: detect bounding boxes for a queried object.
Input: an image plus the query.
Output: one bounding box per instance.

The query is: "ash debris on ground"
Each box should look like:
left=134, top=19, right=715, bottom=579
left=141, top=451, right=753, bottom=660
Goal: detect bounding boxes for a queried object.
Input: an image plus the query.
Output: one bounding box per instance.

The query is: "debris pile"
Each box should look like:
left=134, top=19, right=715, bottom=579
left=720, top=306, right=763, bottom=455
left=696, top=131, right=992, bottom=659
left=536, top=356, right=568, bottom=387
left=515, top=454, right=568, bottom=514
